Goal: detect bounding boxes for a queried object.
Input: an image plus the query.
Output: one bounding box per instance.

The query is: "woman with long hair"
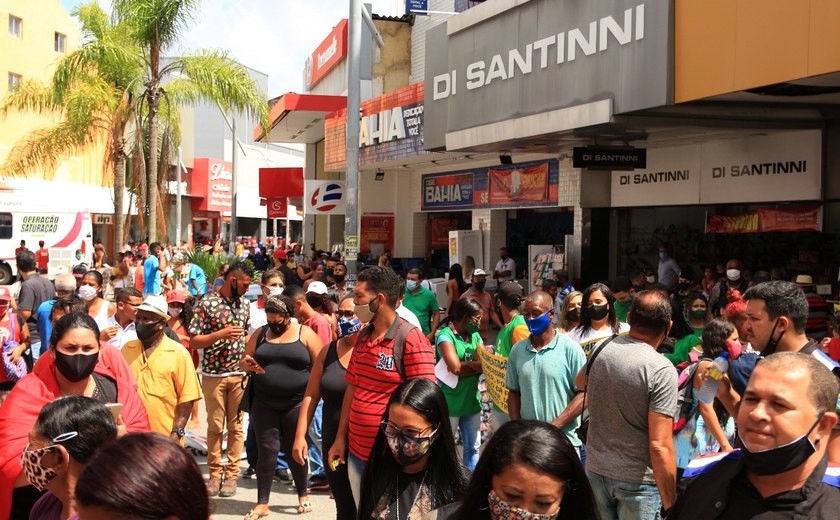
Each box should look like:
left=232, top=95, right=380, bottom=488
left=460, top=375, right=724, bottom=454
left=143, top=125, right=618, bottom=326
left=558, top=291, right=582, bottom=334
left=664, top=292, right=710, bottom=366
left=434, top=297, right=483, bottom=471
left=455, top=420, right=598, bottom=520
left=566, top=283, right=628, bottom=356
left=78, top=271, right=116, bottom=336
left=358, top=379, right=468, bottom=519
left=673, top=318, right=736, bottom=478
left=445, top=264, right=467, bottom=317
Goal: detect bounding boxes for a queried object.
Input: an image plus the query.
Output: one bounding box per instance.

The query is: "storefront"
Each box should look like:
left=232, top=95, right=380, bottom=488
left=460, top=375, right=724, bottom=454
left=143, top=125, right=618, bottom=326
left=188, top=158, right=231, bottom=245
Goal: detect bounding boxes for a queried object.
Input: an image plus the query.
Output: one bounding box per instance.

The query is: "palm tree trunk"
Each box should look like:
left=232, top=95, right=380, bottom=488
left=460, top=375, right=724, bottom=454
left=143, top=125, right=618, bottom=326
left=113, top=140, right=126, bottom=261
left=147, top=89, right=159, bottom=243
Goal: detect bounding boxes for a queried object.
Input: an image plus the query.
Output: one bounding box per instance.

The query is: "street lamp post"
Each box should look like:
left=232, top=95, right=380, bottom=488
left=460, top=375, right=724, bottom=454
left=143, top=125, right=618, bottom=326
left=345, top=0, right=362, bottom=285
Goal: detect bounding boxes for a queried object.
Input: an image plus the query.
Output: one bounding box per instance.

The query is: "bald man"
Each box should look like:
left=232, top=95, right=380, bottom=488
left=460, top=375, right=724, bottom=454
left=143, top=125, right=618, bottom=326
left=506, top=290, right=586, bottom=453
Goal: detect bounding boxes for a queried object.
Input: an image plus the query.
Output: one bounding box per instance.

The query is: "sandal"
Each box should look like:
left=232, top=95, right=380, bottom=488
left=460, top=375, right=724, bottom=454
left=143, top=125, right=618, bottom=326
left=297, top=501, right=313, bottom=514
left=244, top=510, right=269, bottom=520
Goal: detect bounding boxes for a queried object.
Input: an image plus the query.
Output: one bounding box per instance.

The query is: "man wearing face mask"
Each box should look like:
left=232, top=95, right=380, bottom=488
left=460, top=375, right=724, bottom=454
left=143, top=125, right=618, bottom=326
left=402, top=268, right=441, bottom=341
left=709, top=258, right=749, bottom=317
left=671, top=352, right=840, bottom=519
left=188, top=261, right=253, bottom=497
left=121, top=295, right=202, bottom=440
left=329, top=262, right=350, bottom=304
left=461, top=269, right=502, bottom=343
left=506, top=291, right=586, bottom=452
left=657, top=244, right=681, bottom=291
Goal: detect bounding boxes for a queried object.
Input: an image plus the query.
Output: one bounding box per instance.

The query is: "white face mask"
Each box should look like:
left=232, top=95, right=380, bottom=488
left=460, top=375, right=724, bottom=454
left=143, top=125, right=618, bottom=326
left=168, top=307, right=181, bottom=318
left=268, top=286, right=284, bottom=297
left=78, top=285, right=97, bottom=301
left=726, top=269, right=741, bottom=281
left=645, top=276, right=655, bottom=284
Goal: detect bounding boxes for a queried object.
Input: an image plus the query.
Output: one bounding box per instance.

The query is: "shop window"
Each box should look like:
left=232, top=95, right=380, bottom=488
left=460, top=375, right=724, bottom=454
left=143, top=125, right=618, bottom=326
left=54, top=32, right=66, bottom=53
left=8, top=15, right=21, bottom=38
left=0, top=213, right=12, bottom=239
left=7, top=73, right=21, bottom=92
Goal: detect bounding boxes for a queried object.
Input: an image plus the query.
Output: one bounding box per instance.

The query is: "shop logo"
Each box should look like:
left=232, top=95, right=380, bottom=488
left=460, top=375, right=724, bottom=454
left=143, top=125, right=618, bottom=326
left=310, top=183, right=344, bottom=212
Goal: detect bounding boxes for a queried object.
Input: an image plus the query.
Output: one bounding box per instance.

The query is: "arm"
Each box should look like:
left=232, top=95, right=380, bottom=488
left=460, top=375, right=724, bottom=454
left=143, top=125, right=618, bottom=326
left=507, top=390, right=522, bottom=420
left=157, top=253, right=167, bottom=273
left=439, top=340, right=477, bottom=376
left=446, top=281, right=455, bottom=315
left=298, top=266, right=312, bottom=281
left=429, top=306, right=440, bottom=341
left=551, top=391, right=584, bottom=429
left=692, top=361, right=733, bottom=451
left=190, top=329, right=224, bottom=350
left=490, top=304, right=503, bottom=329
left=292, top=344, right=328, bottom=465
left=327, top=382, right=356, bottom=468
left=648, top=411, right=677, bottom=510
left=170, top=402, right=193, bottom=442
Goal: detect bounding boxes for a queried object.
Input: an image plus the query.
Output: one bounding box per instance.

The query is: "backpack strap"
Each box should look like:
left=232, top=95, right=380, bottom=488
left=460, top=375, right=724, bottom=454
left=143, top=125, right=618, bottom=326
left=581, top=334, right=618, bottom=403
left=392, top=318, right=419, bottom=380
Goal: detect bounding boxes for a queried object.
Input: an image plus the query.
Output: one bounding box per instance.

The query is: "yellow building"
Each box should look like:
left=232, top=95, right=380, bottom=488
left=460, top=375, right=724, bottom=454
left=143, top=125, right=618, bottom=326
left=0, top=0, right=107, bottom=187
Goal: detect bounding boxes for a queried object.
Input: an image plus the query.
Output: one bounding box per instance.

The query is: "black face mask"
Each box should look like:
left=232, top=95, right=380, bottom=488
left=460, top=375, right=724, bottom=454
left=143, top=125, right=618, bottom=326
left=678, top=282, right=691, bottom=291
left=306, top=294, right=323, bottom=309
left=473, top=281, right=486, bottom=291
left=54, top=350, right=99, bottom=382
left=762, top=319, right=785, bottom=356
left=326, top=268, right=335, bottom=278
left=566, top=308, right=580, bottom=322
left=135, top=321, right=160, bottom=342
left=739, top=415, right=822, bottom=476
left=587, top=303, right=610, bottom=321
left=268, top=321, right=287, bottom=335
left=334, top=274, right=345, bottom=284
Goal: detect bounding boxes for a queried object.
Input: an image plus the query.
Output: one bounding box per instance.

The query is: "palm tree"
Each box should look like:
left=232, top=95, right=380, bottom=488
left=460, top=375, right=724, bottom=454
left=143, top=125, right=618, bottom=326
left=113, top=0, right=269, bottom=243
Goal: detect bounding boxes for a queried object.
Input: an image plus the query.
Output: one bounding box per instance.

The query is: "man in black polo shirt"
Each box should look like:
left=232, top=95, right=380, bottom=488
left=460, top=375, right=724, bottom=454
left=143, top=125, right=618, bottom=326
left=671, top=352, right=839, bottom=519
left=16, top=250, right=55, bottom=365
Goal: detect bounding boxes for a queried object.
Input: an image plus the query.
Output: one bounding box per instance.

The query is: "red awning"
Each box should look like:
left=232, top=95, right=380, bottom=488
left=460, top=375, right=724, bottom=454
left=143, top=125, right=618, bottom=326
left=254, top=92, right=346, bottom=144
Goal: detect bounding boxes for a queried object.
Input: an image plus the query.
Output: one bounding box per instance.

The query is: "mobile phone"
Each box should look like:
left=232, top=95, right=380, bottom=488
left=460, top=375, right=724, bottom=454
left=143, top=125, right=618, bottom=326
left=104, top=403, right=123, bottom=421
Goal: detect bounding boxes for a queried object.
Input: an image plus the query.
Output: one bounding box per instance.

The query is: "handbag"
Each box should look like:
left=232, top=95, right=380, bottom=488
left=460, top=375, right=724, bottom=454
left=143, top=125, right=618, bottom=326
left=2, top=312, right=27, bottom=382
left=238, top=325, right=269, bottom=416
left=575, top=334, right=617, bottom=444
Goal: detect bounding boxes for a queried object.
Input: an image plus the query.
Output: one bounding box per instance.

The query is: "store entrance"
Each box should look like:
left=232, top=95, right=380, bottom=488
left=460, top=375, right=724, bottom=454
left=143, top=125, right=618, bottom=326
left=427, top=212, right=471, bottom=277
left=506, top=208, right=574, bottom=280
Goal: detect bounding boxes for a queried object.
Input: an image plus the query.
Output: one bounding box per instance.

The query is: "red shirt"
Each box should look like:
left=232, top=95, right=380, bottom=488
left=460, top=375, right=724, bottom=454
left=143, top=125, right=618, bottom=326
left=345, top=317, right=435, bottom=461
left=305, top=313, right=333, bottom=348
left=35, top=248, right=49, bottom=271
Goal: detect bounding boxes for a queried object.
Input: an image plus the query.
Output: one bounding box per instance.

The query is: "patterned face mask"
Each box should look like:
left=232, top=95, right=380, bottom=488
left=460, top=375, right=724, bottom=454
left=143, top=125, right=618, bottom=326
left=488, top=489, right=560, bottom=520
left=20, top=432, right=78, bottom=491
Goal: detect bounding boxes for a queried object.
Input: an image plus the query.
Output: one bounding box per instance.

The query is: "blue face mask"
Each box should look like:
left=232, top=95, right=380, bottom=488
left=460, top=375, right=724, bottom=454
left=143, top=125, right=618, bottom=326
left=525, top=311, right=552, bottom=335
left=659, top=252, right=668, bottom=260
left=339, top=316, right=361, bottom=337
left=406, top=280, right=418, bottom=292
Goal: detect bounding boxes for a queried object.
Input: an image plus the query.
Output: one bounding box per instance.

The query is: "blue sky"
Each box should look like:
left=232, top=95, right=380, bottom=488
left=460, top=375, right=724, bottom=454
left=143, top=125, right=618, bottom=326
left=57, top=0, right=405, bottom=97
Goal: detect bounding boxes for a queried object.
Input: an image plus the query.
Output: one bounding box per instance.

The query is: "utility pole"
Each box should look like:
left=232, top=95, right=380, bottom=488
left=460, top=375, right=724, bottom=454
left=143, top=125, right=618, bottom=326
left=345, top=0, right=362, bottom=285
left=229, top=116, right=238, bottom=254
left=176, top=147, right=183, bottom=246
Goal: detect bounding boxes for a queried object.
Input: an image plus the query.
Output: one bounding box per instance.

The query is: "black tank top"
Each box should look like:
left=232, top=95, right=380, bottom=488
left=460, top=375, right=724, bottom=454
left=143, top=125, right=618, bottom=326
left=253, top=325, right=311, bottom=407
left=320, top=339, right=348, bottom=448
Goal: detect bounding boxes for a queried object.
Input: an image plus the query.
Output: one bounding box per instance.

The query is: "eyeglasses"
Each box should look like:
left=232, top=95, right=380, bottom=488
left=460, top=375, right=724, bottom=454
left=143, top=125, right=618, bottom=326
left=335, top=310, right=355, bottom=318
left=380, top=421, right=436, bottom=441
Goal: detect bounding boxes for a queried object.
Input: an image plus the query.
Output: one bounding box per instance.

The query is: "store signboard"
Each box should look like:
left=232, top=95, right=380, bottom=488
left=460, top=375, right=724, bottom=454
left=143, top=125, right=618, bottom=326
left=304, top=20, right=348, bottom=91
left=266, top=198, right=287, bottom=219
left=424, top=0, right=672, bottom=150
left=92, top=214, right=113, bottom=225
left=422, top=172, right=474, bottom=210
left=611, top=130, right=822, bottom=207
left=305, top=181, right=346, bottom=215
left=190, top=158, right=232, bottom=212
left=406, top=0, right=428, bottom=16
left=573, top=147, right=646, bottom=170
left=361, top=213, right=394, bottom=257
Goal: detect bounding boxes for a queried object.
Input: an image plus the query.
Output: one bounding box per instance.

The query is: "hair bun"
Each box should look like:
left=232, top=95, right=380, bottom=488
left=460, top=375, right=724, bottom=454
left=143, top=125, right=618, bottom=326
left=726, top=290, right=742, bottom=303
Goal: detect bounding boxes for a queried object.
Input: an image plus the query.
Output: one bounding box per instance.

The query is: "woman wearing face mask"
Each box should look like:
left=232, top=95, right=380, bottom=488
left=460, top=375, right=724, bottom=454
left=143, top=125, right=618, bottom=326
left=357, top=378, right=469, bottom=520
left=24, top=396, right=117, bottom=520
left=78, top=271, right=116, bottom=337
left=0, top=312, right=149, bottom=520
left=566, top=283, right=628, bottom=357
left=558, top=291, right=582, bottom=334
left=292, top=295, right=361, bottom=520
left=434, top=298, right=484, bottom=471
left=454, top=420, right=598, bottom=520
left=240, top=295, right=324, bottom=517
left=249, top=270, right=286, bottom=336
left=665, top=293, right=710, bottom=366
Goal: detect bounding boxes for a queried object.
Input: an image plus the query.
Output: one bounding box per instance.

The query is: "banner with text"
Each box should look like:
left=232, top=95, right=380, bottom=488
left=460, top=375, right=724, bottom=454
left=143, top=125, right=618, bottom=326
left=477, top=347, right=509, bottom=414
left=706, top=206, right=823, bottom=234
left=360, top=213, right=395, bottom=257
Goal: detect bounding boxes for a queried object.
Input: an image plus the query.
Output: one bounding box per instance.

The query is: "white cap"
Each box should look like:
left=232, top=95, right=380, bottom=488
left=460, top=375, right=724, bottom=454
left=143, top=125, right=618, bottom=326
left=307, top=281, right=329, bottom=295
left=472, top=268, right=487, bottom=277
left=136, top=294, right=169, bottom=320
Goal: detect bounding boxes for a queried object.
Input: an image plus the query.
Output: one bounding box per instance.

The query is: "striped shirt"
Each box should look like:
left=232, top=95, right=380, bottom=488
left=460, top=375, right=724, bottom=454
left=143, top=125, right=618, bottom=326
left=345, top=317, right=436, bottom=461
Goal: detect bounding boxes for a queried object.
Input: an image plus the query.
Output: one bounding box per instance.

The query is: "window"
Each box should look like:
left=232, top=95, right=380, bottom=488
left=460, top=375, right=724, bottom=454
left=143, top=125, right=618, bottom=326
left=8, top=15, right=21, bottom=38
left=54, top=32, right=65, bottom=53
left=8, top=73, right=21, bottom=91
left=0, top=214, right=12, bottom=240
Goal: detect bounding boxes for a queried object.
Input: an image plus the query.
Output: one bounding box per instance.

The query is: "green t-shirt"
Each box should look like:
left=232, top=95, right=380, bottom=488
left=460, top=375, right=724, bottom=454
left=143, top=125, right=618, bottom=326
left=403, top=287, right=440, bottom=335
left=664, top=327, right=704, bottom=366
left=434, top=325, right=482, bottom=417
left=495, top=314, right=528, bottom=358
left=614, top=298, right=633, bottom=323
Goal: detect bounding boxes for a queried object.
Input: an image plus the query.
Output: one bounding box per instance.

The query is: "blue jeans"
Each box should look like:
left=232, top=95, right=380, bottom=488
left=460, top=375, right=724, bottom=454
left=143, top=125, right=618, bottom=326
left=450, top=414, right=481, bottom=471
left=347, top=452, right=365, bottom=507
left=586, top=470, right=662, bottom=520
left=30, top=341, right=41, bottom=363
left=307, top=400, right=325, bottom=478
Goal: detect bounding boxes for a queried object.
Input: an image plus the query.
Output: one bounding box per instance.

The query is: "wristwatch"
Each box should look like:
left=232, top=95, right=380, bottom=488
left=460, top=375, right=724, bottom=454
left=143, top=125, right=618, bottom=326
left=171, top=428, right=186, bottom=439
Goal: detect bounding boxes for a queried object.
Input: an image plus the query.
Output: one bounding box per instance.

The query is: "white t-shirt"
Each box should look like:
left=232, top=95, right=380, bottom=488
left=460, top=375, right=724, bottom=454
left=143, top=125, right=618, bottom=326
left=566, top=322, right=630, bottom=357
left=105, top=315, right=137, bottom=350
left=396, top=304, right=422, bottom=329
left=494, top=257, right=516, bottom=282
left=249, top=302, right=267, bottom=336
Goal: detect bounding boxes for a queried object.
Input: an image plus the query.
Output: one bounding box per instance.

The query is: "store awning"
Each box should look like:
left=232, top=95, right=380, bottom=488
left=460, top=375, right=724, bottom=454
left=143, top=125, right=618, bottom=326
left=254, top=93, right=347, bottom=144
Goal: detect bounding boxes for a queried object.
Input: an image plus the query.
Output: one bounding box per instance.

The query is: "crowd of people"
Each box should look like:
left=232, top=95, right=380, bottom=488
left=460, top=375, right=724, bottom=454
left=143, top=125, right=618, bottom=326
left=0, top=237, right=839, bottom=520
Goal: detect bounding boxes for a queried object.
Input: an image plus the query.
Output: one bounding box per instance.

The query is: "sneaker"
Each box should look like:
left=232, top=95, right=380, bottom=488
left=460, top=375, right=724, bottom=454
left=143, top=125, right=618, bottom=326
left=274, top=468, right=293, bottom=483
left=219, top=478, right=237, bottom=498
left=308, top=476, right=331, bottom=493
left=206, top=477, right=222, bottom=497
left=242, top=466, right=257, bottom=480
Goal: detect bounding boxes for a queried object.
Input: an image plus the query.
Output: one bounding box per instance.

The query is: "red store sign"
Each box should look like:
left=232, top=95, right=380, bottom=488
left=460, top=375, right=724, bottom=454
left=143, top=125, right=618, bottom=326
left=304, top=19, right=348, bottom=90
left=190, top=158, right=232, bottom=213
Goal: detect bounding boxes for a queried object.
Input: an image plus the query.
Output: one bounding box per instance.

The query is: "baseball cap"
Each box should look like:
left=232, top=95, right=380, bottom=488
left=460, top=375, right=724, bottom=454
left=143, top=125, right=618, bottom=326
left=472, top=268, right=487, bottom=277
left=54, top=274, right=77, bottom=292
left=497, top=280, right=524, bottom=301
left=72, top=264, right=88, bottom=278
left=136, top=294, right=169, bottom=320
left=0, top=287, right=11, bottom=302
left=306, top=281, right=328, bottom=295
left=166, top=290, right=186, bottom=305
left=794, top=274, right=814, bottom=285
left=273, top=249, right=287, bottom=260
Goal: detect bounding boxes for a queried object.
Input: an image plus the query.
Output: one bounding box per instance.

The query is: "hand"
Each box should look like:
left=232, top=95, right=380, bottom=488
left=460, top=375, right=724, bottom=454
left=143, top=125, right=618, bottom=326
left=327, top=437, right=346, bottom=471
left=100, top=325, right=119, bottom=341
left=821, top=337, right=832, bottom=353
left=218, top=325, right=244, bottom=341
left=695, top=363, right=710, bottom=387
left=241, top=355, right=265, bottom=374
left=115, top=413, right=127, bottom=437
left=292, top=435, right=308, bottom=466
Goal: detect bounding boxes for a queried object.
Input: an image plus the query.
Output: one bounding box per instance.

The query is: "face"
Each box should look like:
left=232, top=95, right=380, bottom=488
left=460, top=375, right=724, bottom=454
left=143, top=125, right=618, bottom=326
left=744, top=299, right=782, bottom=349
left=354, top=281, right=379, bottom=307
left=472, top=275, right=487, bottom=288
left=22, top=430, right=66, bottom=490
left=135, top=310, right=164, bottom=328
left=228, top=274, right=252, bottom=295
left=545, top=285, right=558, bottom=299
left=80, top=275, right=101, bottom=291
left=266, top=312, right=288, bottom=329
left=587, top=290, right=607, bottom=309
left=568, top=294, right=582, bottom=312
left=689, top=299, right=707, bottom=314
left=491, top=462, right=564, bottom=515
left=726, top=328, right=740, bottom=345
left=500, top=248, right=508, bottom=259
left=726, top=259, right=740, bottom=271
left=335, top=264, right=347, bottom=277
left=54, top=328, right=100, bottom=357
left=523, top=297, right=552, bottom=320
left=385, top=403, right=435, bottom=458
left=261, top=276, right=284, bottom=298
left=338, top=297, right=356, bottom=317
left=704, top=268, right=713, bottom=278
left=738, top=365, right=823, bottom=451
left=407, top=273, right=421, bottom=284
left=313, top=264, right=325, bottom=279
left=117, top=296, right=142, bottom=320
left=613, top=290, right=631, bottom=303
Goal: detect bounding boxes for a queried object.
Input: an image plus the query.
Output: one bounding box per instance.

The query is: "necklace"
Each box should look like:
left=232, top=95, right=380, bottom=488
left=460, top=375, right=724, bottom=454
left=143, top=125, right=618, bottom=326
left=395, top=469, right=428, bottom=520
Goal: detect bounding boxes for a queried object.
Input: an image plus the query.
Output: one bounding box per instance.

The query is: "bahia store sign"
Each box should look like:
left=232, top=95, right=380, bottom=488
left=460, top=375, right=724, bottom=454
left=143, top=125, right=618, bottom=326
left=424, top=0, right=672, bottom=151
